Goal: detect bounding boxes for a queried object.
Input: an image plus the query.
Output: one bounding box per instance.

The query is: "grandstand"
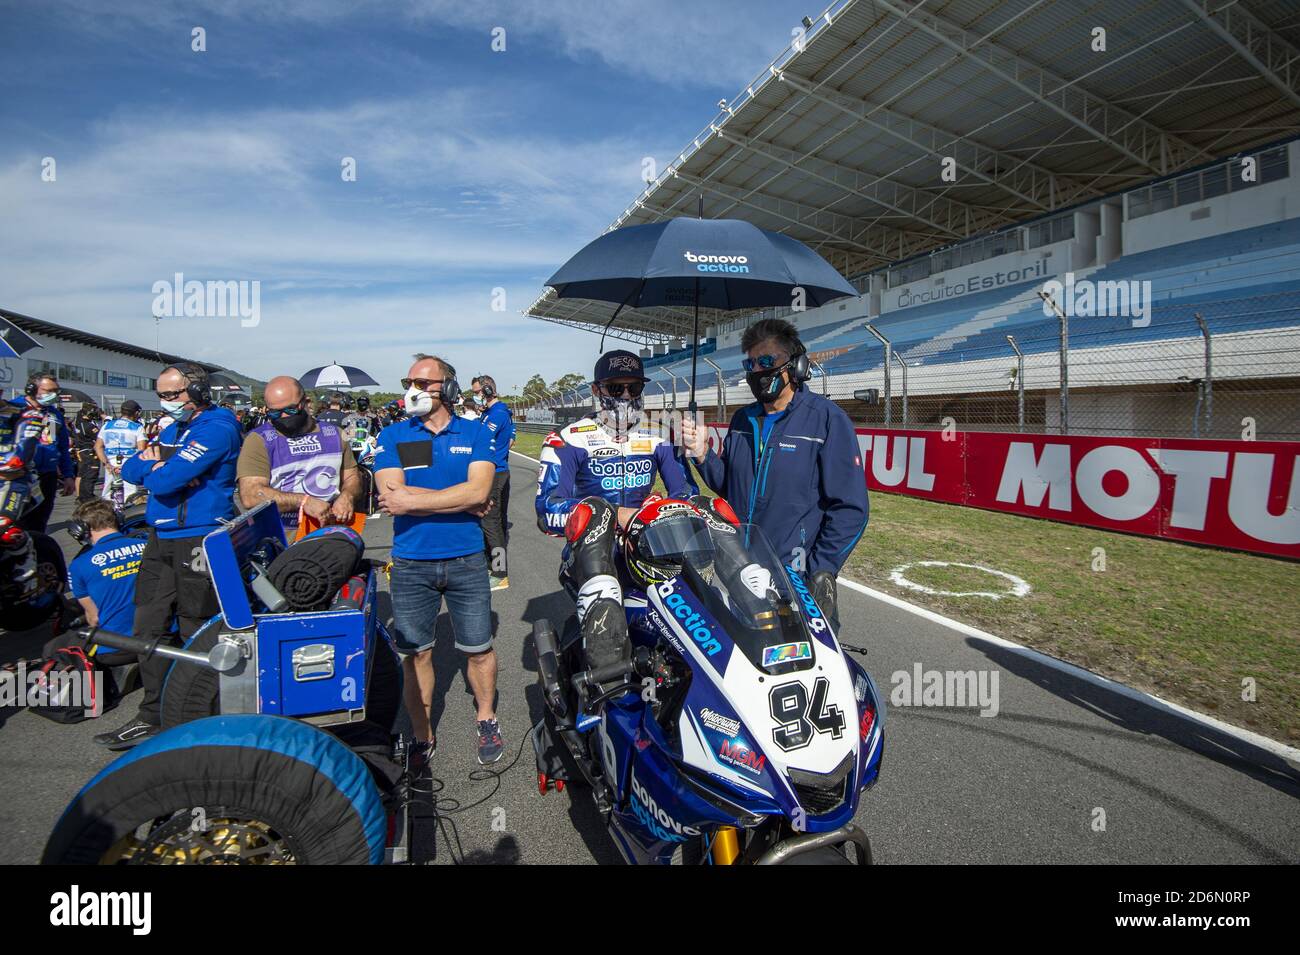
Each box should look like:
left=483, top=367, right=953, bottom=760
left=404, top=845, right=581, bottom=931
left=524, top=0, right=1300, bottom=440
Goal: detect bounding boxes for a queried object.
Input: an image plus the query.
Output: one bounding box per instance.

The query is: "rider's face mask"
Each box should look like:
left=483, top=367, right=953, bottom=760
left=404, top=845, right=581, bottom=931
left=596, top=380, right=644, bottom=431
left=35, top=391, right=59, bottom=407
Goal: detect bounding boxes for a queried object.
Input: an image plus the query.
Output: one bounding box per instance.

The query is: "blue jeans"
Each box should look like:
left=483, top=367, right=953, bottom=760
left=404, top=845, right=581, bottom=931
left=389, top=551, right=492, bottom=654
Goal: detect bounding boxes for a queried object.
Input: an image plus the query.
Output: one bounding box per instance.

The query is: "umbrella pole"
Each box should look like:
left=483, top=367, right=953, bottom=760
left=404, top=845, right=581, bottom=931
left=597, top=280, right=643, bottom=353
left=688, top=278, right=699, bottom=415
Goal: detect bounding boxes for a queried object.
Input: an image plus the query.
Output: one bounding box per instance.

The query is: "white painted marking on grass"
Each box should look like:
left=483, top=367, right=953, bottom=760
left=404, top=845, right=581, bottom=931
left=889, top=561, right=1031, bottom=599
left=835, top=574, right=1300, bottom=764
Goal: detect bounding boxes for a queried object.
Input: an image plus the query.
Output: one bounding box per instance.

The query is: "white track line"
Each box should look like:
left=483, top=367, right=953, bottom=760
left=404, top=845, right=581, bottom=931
left=511, top=443, right=1300, bottom=765
left=836, top=575, right=1300, bottom=765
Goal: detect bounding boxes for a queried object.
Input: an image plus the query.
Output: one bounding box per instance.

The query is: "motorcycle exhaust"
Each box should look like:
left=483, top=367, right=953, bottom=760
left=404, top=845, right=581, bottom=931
left=755, top=823, right=873, bottom=865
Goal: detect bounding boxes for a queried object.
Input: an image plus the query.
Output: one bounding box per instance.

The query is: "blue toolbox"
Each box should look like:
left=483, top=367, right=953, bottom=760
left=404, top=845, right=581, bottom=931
left=201, top=502, right=378, bottom=725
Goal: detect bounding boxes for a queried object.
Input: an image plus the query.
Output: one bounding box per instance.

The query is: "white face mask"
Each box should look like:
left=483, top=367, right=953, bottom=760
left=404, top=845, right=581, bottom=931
left=160, top=399, right=188, bottom=415
left=36, top=392, right=59, bottom=407
left=404, top=385, right=435, bottom=418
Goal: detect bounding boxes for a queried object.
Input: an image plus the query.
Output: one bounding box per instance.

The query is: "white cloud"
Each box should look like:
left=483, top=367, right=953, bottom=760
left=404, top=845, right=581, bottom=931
left=1, top=89, right=669, bottom=389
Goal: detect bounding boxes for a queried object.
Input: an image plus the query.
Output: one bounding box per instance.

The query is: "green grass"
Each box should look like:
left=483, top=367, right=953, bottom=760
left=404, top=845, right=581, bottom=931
left=843, top=493, right=1300, bottom=744
left=515, top=428, right=1300, bottom=742
left=511, top=430, right=546, bottom=460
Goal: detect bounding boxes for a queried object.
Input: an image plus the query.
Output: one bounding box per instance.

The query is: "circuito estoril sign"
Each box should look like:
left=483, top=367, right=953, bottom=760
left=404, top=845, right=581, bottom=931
left=704, top=425, right=1300, bottom=559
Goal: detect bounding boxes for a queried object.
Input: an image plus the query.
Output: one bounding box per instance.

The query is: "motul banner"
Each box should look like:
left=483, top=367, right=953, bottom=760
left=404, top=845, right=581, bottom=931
left=704, top=425, right=1300, bottom=559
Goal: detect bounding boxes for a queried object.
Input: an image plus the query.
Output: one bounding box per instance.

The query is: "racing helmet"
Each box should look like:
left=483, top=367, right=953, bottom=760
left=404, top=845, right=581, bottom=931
left=623, top=497, right=715, bottom=590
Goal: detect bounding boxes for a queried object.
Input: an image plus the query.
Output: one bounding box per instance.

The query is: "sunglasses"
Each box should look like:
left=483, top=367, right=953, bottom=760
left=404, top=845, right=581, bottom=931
left=400, top=377, right=448, bottom=391
left=265, top=404, right=304, bottom=419
left=741, top=354, right=789, bottom=373
left=156, top=388, right=187, bottom=400
left=600, top=382, right=644, bottom=398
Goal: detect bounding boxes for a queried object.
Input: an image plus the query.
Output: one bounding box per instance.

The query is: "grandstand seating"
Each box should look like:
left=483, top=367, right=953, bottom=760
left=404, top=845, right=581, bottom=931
left=628, top=216, right=1300, bottom=395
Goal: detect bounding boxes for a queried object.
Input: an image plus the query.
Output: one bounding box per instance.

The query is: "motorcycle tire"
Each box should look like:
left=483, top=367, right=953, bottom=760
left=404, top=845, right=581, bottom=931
left=1, top=533, right=67, bottom=633
left=42, top=714, right=387, bottom=865
left=159, top=619, right=223, bottom=728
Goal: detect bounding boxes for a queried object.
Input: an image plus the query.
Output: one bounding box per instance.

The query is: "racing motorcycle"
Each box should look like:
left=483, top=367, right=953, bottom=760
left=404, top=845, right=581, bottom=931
left=531, top=502, right=884, bottom=865
left=0, top=404, right=70, bottom=632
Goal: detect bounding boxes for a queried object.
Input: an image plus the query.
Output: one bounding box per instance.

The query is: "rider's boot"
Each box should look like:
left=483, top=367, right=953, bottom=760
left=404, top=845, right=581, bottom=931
left=564, top=497, right=631, bottom=678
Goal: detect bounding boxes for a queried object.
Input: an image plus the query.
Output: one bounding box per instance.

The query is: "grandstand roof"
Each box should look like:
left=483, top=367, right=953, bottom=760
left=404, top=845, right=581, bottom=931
left=526, top=0, right=1300, bottom=344
left=1, top=307, right=223, bottom=373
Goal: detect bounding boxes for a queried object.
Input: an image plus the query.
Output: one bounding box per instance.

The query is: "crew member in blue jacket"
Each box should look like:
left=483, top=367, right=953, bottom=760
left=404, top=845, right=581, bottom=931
left=682, top=318, right=868, bottom=630
left=475, top=374, right=515, bottom=590
left=17, top=372, right=76, bottom=534
left=95, top=362, right=243, bottom=750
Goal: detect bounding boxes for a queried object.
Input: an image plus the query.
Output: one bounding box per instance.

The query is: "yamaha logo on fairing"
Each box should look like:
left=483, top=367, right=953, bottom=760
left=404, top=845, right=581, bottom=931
left=683, top=251, right=750, bottom=274
left=655, top=581, right=722, bottom=656
left=630, top=773, right=699, bottom=843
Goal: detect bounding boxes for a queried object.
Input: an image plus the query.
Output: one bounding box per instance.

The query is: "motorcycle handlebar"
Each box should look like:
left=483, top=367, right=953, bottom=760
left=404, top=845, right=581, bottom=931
left=78, top=626, right=156, bottom=656
left=587, top=659, right=636, bottom=685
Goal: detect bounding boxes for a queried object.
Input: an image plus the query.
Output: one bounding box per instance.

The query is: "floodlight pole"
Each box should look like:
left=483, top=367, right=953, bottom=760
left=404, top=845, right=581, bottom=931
left=701, top=356, right=725, bottom=423
left=1038, top=289, right=1069, bottom=435
left=892, top=352, right=908, bottom=427
left=865, top=324, right=892, bottom=427
left=1195, top=313, right=1212, bottom=438
left=1006, top=334, right=1024, bottom=432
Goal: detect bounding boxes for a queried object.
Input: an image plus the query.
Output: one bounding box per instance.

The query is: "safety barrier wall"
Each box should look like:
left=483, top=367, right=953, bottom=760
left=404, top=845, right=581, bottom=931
left=703, top=424, right=1300, bottom=560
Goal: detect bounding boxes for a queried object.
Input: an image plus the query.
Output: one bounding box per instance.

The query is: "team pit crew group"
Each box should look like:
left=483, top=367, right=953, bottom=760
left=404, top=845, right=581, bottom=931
left=18, top=316, right=867, bottom=774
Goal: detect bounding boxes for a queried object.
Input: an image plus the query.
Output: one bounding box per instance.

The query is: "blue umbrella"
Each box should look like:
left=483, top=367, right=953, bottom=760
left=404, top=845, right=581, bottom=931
left=546, top=216, right=857, bottom=409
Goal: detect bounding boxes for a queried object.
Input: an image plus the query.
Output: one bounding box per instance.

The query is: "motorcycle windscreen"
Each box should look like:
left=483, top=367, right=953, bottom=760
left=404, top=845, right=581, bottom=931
left=639, top=515, right=815, bottom=676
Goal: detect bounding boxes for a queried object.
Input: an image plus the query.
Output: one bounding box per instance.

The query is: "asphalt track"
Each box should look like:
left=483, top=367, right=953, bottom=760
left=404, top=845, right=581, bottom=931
left=2, top=452, right=1297, bottom=864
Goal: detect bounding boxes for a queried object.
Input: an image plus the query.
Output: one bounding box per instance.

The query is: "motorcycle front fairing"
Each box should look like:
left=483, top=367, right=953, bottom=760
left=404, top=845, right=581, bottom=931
left=611, top=518, right=881, bottom=857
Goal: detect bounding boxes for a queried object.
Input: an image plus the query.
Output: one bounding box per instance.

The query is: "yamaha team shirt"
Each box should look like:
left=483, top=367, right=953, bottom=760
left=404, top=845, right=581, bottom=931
left=373, top=414, right=494, bottom=560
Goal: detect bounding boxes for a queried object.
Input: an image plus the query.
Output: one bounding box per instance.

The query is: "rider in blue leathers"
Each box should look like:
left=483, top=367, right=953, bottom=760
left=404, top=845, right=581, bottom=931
left=536, top=350, right=693, bottom=671
left=96, top=400, right=146, bottom=502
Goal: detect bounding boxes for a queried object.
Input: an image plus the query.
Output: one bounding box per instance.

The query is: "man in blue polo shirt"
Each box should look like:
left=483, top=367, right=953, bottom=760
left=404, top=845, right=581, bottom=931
left=68, top=499, right=146, bottom=665
left=374, top=356, right=501, bottom=766
left=474, top=374, right=514, bottom=591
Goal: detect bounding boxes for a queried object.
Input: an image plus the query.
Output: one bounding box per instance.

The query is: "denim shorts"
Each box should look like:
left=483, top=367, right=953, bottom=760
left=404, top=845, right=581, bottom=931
left=389, top=551, right=492, bottom=654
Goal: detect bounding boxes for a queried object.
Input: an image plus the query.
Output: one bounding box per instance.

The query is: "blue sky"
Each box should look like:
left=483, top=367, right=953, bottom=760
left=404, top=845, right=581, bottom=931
left=0, top=0, right=814, bottom=395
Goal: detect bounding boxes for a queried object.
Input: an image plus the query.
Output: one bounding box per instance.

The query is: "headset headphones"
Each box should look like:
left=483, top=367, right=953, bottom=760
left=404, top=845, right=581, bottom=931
left=68, top=506, right=122, bottom=547
left=172, top=362, right=212, bottom=406
left=440, top=377, right=462, bottom=405
left=477, top=376, right=496, bottom=401
left=788, top=343, right=810, bottom=385
left=25, top=372, right=55, bottom=399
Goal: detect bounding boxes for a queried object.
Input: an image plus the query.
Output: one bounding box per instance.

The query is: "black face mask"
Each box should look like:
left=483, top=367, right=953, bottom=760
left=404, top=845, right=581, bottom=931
left=270, top=409, right=312, bottom=437
left=746, top=367, right=788, bottom=404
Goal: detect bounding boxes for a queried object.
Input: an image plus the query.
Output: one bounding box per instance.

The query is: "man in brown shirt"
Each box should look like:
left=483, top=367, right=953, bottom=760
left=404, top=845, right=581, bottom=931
left=237, top=375, right=361, bottom=528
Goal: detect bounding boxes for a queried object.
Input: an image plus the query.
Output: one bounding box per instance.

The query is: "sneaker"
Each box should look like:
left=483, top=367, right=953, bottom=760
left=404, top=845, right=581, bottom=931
left=408, top=736, right=436, bottom=776
left=96, top=717, right=161, bottom=751
left=476, top=719, right=504, bottom=765
left=489, top=576, right=510, bottom=592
